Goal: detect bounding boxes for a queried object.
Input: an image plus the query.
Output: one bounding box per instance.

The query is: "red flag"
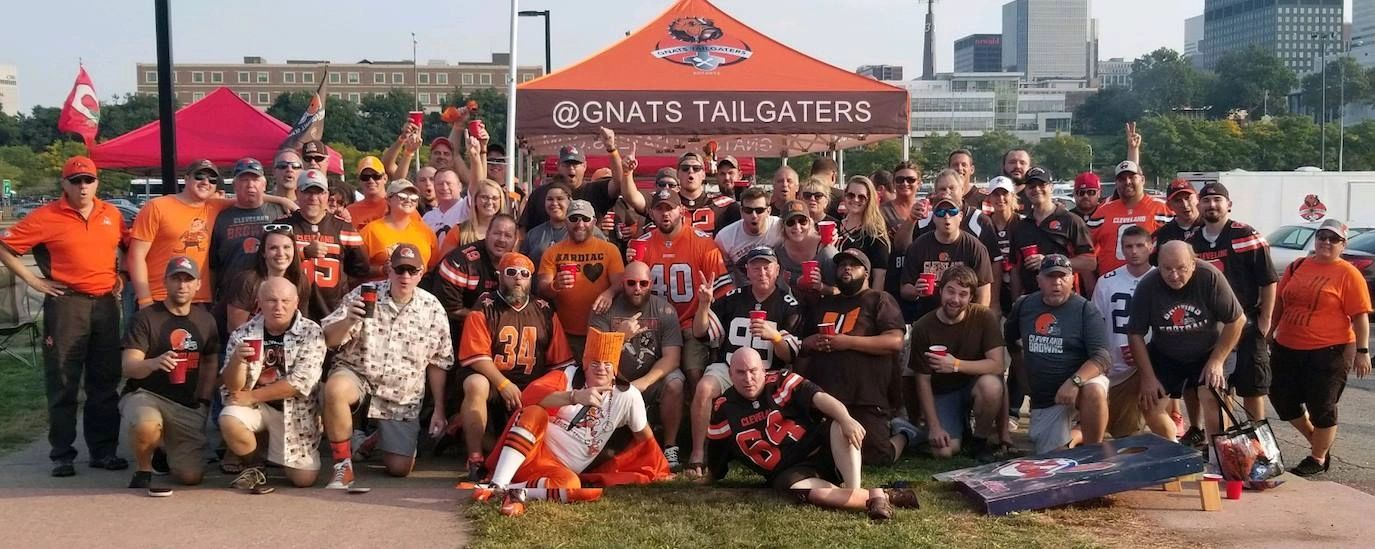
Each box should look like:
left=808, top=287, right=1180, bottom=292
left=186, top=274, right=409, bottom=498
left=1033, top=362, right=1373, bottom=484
left=58, top=66, right=100, bottom=147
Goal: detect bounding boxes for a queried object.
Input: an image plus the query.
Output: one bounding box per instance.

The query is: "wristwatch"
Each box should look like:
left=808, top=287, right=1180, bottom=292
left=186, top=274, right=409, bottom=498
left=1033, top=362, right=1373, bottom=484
left=1359, top=348, right=1370, bottom=355
left=1071, top=375, right=1086, bottom=388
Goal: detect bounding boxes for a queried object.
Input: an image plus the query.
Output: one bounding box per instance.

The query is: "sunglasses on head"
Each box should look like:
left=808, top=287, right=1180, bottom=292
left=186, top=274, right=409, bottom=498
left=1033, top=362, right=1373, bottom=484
left=392, top=265, right=421, bottom=276
left=305, top=155, right=328, bottom=163
left=263, top=223, right=294, bottom=235
left=568, top=214, right=592, bottom=223
left=742, top=206, right=768, bottom=215
left=275, top=161, right=302, bottom=170
left=392, top=192, right=419, bottom=202
left=503, top=267, right=532, bottom=278
left=678, top=164, right=704, bottom=173
left=192, top=173, right=219, bottom=183
left=801, top=191, right=826, bottom=200
left=66, top=175, right=96, bottom=185
left=785, top=216, right=811, bottom=227
left=359, top=173, right=383, bottom=182
left=895, top=175, right=918, bottom=185
left=933, top=207, right=961, bottom=218
left=624, top=279, right=651, bottom=288
left=845, top=192, right=868, bottom=201
left=1075, top=189, right=1098, bottom=196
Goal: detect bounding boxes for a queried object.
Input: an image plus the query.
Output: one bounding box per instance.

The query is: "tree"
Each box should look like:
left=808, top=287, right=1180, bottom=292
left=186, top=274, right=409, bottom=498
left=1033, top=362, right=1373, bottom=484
left=1135, top=115, right=1254, bottom=181
left=1032, top=134, right=1093, bottom=179
left=1073, top=87, right=1145, bottom=135
left=1131, top=48, right=1206, bottom=114
left=968, top=131, right=1026, bottom=180
left=1301, top=57, right=1371, bottom=118
left=18, top=106, right=61, bottom=151
left=841, top=139, right=909, bottom=178
left=917, top=132, right=964, bottom=174
left=1209, top=46, right=1296, bottom=119
left=97, top=94, right=166, bottom=140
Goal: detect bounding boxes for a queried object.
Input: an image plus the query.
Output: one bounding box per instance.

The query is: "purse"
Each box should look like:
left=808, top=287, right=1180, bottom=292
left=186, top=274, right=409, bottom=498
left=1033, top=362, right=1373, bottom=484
left=1210, top=387, right=1285, bottom=490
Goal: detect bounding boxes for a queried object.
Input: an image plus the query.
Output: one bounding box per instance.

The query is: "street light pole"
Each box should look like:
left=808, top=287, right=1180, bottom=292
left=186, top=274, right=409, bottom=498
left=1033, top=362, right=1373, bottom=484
left=518, top=10, right=552, bottom=75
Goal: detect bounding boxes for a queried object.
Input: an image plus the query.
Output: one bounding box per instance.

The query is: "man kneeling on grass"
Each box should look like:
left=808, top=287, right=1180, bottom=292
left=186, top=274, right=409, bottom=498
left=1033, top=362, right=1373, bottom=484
left=473, top=328, right=672, bottom=517
left=705, top=350, right=919, bottom=521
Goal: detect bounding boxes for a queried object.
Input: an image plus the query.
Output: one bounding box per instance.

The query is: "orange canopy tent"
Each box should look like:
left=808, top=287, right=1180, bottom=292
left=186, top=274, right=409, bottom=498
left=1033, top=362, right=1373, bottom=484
left=515, top=0, right=909, bottom=158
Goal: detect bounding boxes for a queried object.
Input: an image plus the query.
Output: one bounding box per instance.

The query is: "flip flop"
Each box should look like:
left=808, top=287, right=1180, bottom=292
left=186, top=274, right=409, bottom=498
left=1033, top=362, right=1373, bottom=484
left=250, top=486, right=275, bottom=495
left=682, top=462, right=709, bottom=482
left=347, top=486, right=372, bottom=494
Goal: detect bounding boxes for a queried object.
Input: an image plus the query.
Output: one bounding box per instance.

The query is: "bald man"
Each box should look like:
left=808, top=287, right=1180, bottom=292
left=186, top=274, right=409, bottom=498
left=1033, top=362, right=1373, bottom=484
left=220, top=277, right=329, bottom=492
left=1127, top=241, right=1245, bottom=442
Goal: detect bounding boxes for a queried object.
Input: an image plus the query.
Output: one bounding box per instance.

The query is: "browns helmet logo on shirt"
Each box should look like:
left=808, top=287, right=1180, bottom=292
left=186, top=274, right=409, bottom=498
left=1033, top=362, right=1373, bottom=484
left=169, top=328, right=199, bottom=352
left=1034, top=313, right=1060, bottom=336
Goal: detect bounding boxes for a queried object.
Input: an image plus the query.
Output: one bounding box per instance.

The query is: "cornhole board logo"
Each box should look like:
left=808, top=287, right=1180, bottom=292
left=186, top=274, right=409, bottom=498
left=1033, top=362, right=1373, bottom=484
left=651, top=16, right=753, bottom=72
left=1298, top=194, right=1327, bottom=222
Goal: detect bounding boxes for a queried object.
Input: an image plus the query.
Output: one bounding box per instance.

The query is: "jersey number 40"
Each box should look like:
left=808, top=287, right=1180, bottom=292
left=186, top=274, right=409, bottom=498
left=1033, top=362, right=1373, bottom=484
left=650, top=263, right=695, bottom=303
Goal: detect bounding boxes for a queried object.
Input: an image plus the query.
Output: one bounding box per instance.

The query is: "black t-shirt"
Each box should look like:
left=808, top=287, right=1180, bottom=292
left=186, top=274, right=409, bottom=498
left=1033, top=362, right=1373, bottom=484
left=209, top=205, right=274, bottom=299
left=837, top=230, right=891, bottom=277
left=706, top=370, right=827, bottom=482
left=992, top=215, right=1025, bottom=311
left=800, top=289, right=905, bottom=408
left=1127, top=261, right=1243, bottom=364
left=277, top=210, right=371, bottom=321
left=707, top=287, right=803, bottom=368
left=910, top=304, right=1005, bottom=395
left=518, top=178, right=616, bottom=229
left=899, top=232, right=994, bottom=322
left=912, top=207, right=1004, bottom=263
left=1186, top=221, right=1277, bottom=314
left=1150, top=219, right=1198, bottom=266
left=256, top=329, right=288, bottom=410
left=1008, top=205, right=1094, bottom=294
left=121, top=303, right=221, bottom=408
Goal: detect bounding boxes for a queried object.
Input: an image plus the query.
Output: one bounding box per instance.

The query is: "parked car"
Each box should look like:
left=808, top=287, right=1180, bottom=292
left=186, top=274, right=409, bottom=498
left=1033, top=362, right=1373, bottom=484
left=1268, top=222, right=1374, bottom=277
left=114, top=204, right=140, bottom=227
left=1340, top=231, right=1375, bottom=319
left=12, top=203, right=41, bottom=220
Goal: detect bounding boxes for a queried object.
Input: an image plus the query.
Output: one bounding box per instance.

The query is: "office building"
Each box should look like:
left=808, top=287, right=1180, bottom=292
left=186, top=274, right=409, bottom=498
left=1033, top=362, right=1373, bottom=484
left=857, top=65, right=905, bottom=81
left=1354, top=0, right=1375, bottom=69
left=954, top=34, right=1003, bottom=73
left=1196, top=0, right=1343, bottom=74
left=0, top=65, right=18, bottom=116
left=1097, top=58, right=1132, bottom=88
left=1184, top=15, right=1205, bottom=59
left=133, top=54, right=543, bottom=110
left=1001, top=0, right=1091, bottom=80
left=903, top=72, right=1077, bottom=142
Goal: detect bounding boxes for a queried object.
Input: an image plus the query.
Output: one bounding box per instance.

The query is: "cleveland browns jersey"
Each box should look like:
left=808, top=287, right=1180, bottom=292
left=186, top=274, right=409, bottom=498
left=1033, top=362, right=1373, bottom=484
left=704, top=287, right=803, bottom=369
left=458, top=292, right=574, bottom=388
left=633, top=228, right=733, bottom=329
left=706, top=370, right=828, bottom=482
left=681, top=191, right=736, bottom=237
left=1186, top=220, right=1276, bottom=312
left=276, top=211, right=370, bottom=320
left=434, top=241, right=502, bottom=319
left=1086, top=197, right=1172, bottom=274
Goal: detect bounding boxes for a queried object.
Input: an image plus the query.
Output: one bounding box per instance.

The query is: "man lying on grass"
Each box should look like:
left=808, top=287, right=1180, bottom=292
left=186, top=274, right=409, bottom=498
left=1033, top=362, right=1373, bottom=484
left=472, top=328, right=672, bottom=516
left=706, top=350, right=919, bottom=521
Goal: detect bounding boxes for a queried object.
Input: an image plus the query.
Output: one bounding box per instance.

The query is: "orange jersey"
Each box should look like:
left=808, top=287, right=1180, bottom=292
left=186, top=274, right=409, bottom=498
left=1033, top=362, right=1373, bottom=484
left=358, top=218, right=439, bottom=281
left=1086, top=196, right=1172, bottom=273
left=459, top=293, right=575, bottom=388
left=633, top=228, right=732, bottom=329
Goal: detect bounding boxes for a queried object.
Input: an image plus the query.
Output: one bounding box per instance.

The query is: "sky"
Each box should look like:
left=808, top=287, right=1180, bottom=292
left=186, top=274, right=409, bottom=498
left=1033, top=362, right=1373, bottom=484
left=0, top=0, right=1357, bottom=112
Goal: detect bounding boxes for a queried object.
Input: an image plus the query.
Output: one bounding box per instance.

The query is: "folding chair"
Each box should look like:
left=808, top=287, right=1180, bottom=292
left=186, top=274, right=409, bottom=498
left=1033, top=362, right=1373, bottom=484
left=0, top=263, right=43, bottom=369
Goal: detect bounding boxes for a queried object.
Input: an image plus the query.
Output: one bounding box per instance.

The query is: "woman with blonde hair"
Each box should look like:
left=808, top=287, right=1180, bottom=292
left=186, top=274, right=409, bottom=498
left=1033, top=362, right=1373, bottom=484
left=837, top=175, right=892, bottom=290
left=439, top=178, right=507, bottom=257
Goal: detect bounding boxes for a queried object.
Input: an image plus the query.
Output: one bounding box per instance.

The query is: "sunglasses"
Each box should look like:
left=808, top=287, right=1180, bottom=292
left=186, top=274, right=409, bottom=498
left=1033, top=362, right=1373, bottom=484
left=1316, top=233, right=1345, bottom=243
left=845, top=192, right=869, bottom=202
left=305, top=155, right=328, bottom=163
left=678, top=164, right=704, bottom=173
left=895, top=176, right=918, bottom=185
left=801, top=191, right=826, bottom=200
left=275, top=161, right=302, bottom=170
left=66, top=176, right=96, bottom=185
left=1075, top=190, right=1099, bottom=196
left=263, top=223, right=294, bottom=235
left=503, top=267, right=532, bottom=278
left=656, top=180, right=681, bottom=189
left=742, top=206, right=768, bottom=215
left=392, top=265, right=421, bottom=276
left=568, top=214, right=592, bottom=223
left=785, top=217, right=811, bottom=227
left=392, top=192, right=419, bottom=203
left=192, top=173, right=219, bottom=183
left=359, top=173, right=384, bottom=182
left=933, top=207, right=961, bottom=218
left=624, top=279, right=651, bottom=288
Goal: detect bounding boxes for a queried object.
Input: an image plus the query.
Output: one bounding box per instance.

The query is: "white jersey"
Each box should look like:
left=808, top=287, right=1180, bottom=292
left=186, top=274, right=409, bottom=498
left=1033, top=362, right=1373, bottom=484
left=423, top=199, right=469, bottom=244
left=1091, top=265, right=1153, bottom=385
left=544, top=366, right=648, bottom=473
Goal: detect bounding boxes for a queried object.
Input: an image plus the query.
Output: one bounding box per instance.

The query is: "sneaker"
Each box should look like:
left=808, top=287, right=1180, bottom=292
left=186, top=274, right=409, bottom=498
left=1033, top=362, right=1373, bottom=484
left=89, top=456, right=129, bottom=471
left=230, top=466, right=267, bottom=491
left=1291, top=454, right=1331, bottom=477
left=865, top=494, right=894, bottom=521
left=129, top=470, right=153, bottom=489
left=471, top=482, right=500, bottom=503
left=1170, top=412, right=1186, bottom=435
left=883, top=487, right=920, bottom=509
left=889, top=417, right=920, bottom=445
left=326, top=460, right=355, bottom=489
left=151, top=449, right=170, bottom=476
left=500, top=487, right=528, bottom=517
left=663, top=446, right=682, bottom=472
left=51, top=461, right=75, bottom=478
left=466, top=455, right=487, bottom=482
left=1180, top=427, right=1206, bottom=448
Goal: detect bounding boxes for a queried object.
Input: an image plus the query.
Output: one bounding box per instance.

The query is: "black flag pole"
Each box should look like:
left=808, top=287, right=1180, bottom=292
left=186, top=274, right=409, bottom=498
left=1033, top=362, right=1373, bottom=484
left=154, top=0, right=177, bottom=195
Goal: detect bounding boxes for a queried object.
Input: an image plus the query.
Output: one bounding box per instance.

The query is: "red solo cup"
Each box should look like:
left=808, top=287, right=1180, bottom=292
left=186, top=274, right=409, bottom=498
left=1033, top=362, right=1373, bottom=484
left=801, top=260, right=819, bottom=284
left=408, top=111, right=423, bottom=128
left=468, top=119, right=484, bottom=138
left=245, top=339, right=263, bottom=363
left=167, top=352, right=189, bottom=385
left=929, top=345, right=948, bottom=356
left=628, top=240, right=648, bottom=261
left=749, top=310, right=767, bottom=322
left=1120, top=344, right=1134, bottom=364
left=1021, top=244, right=1040, bottom=258
left=1225, top=480, right=1243, bottom=500
left=558, top=263, right=579, bottom=285
left=818, top=323, right=836, bottom=336
left=918, top=272, right=937, bottom=296
left=817, top=221, right=837, bottom=245
left=1202, top=473, right=1222, bottom=484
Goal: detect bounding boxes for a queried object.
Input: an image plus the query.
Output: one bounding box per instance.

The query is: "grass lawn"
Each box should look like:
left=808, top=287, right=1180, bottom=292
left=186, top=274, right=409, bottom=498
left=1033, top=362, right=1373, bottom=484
left=0, top=351, right=46, bottom=454
left=464, top=454, right=1178, bottom=548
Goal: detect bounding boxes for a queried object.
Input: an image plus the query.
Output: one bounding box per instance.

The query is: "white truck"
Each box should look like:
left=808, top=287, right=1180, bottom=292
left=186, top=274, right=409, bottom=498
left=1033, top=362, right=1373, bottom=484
left=1175, top=169, right=1375, bottom=238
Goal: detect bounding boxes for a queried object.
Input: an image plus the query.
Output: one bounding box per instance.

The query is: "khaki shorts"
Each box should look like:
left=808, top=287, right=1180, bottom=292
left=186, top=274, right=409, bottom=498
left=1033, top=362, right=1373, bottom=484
left=221, top=404, right=321, bottom=471
left=120, top=389, right=208, bottom=475
left=1107, top=371, right=1145, bottom=439
left=702, top=362, right=733, bottom=392
left=1028, top=375, right=1110, bottom=455
left=682, top=336, right=711, bottom=373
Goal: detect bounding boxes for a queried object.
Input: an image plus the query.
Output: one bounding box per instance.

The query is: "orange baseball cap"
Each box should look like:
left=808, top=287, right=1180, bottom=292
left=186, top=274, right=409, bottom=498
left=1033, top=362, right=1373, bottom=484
left=356, top=156, right=385, bottom=175
left=62, top=156, right=98, bottom=180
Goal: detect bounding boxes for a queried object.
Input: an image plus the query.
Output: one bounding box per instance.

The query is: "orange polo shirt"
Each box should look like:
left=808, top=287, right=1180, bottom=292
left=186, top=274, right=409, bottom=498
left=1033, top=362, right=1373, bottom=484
left=0, top=198, right=127, bottom=295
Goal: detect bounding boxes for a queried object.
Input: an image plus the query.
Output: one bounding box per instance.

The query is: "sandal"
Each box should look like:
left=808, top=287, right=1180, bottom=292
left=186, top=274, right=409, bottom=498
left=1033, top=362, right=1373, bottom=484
left=681, top=462, right=708, bottom=482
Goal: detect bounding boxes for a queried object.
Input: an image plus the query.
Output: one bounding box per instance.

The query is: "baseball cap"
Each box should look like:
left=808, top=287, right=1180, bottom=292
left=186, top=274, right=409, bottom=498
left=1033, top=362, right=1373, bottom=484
left=232, top=157, right=265, bottom=178
left=298, top=169, right=329, bottom=192
left=1074, top=172, right=1101, bottom=191
left=1039, top=254, right=1073, bottom=276
left=677, top=152, right=703, bottom=165
left=1114, top=160, right=1141, bottom=177
left=719, top=155, right=739, bottom=169
left=390, top=243, right=424, bottom=270
left=357, top=156, right=384, bottom=176
left=834, top=248, right=871, bottom=272
left=987, top=176, right=1017, bottom=195
left=62, top=156, right=97, bottom=180
left=1025, top=167, right=1052, bottom=184
left=301, top=141, right=328, bottom=158
left=185, top=159, right=219, bottom=177
left=930, top=192, right=959, bottom=210
left=649, top=188, right=682, bottom=209
left=430, top=137, right=454, bottom=152
left=1317, top=218, right=1349, bottom=240
left=568, top=199, right=595, bottom=219
left=558, top=145, right=585, bottom=164
left=590, top=167, right=614, bottom=181
left=1199, top=182, right=1230, bottom=200
left=743, top=246, right=778, bottom=265
left=780, top=199, right=810, bottom=222
left=386, top=179, right=418, bottom=196
left=497, top=252, right=534, bottom=273
left=1166, top=179, right=1196, bottom=200
left=164, top=255, right=201, bottom=279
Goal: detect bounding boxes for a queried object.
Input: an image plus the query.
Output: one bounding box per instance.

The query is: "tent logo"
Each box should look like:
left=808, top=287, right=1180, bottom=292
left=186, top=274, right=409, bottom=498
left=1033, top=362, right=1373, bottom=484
left=652, top=16, right=753, bottom=72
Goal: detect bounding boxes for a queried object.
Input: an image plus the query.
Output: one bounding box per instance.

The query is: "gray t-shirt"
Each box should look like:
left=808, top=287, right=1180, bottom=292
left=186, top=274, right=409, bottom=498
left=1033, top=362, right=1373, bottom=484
left=520, top=222, right=607, bottom=272
left=1127, top=261, right=1242, bottom=364
left=588, top=293, right=683, bottom=381
left=715, top=217, right=783, bottom=285
left=773, top=243, right=838, bottom=290
left=1005, top=292, right=1110, bottom=409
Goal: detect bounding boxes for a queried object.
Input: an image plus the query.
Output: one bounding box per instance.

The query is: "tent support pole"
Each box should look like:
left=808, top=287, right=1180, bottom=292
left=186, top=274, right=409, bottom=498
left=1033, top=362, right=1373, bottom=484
left=155, top=0, right=177, bottom=195
left=902, top=134, right=911, bottom=162
left=505, top=0, right=520, bottom=194
left=838, top=148, right=845, bottom=179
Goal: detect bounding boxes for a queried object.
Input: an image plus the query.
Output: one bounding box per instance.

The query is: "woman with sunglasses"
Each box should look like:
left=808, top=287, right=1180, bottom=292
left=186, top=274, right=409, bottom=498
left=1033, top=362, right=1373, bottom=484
left=799, top=178, right=841, bottom=226
left=222, top=227, right=313, bottom=335
left=837, top=176, right=892, bottom=291
left=880, top=162, right=924, bottom=246
left=773, top=200, right=837, bottom=304
left=1268, top=218, right=1372, bottom=476
left=359, top=180, right=439, bottom=281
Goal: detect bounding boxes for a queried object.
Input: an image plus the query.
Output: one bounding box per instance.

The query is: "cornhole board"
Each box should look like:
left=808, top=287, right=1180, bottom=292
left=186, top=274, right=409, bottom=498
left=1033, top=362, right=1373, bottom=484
left=933, top=434, right=1204, bottom=515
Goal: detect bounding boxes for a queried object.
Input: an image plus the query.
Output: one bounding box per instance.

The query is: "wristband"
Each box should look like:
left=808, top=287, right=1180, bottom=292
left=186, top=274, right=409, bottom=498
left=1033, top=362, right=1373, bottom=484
left=1359, top=348, right=1369, bottom=355
left=771, top=333, right=783, bottom=344
left=497, top=379, right=511, bottom=392
left=954, top=359, right=960, bottom=373
left=609, top=148, right=621, bottom=156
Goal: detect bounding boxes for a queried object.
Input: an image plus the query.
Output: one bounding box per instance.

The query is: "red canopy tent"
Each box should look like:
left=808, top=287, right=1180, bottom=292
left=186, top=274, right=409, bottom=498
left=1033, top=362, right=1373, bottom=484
left=91, top=87, right=345, bottom=174
left=515, top=0, right=909, bottom=158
